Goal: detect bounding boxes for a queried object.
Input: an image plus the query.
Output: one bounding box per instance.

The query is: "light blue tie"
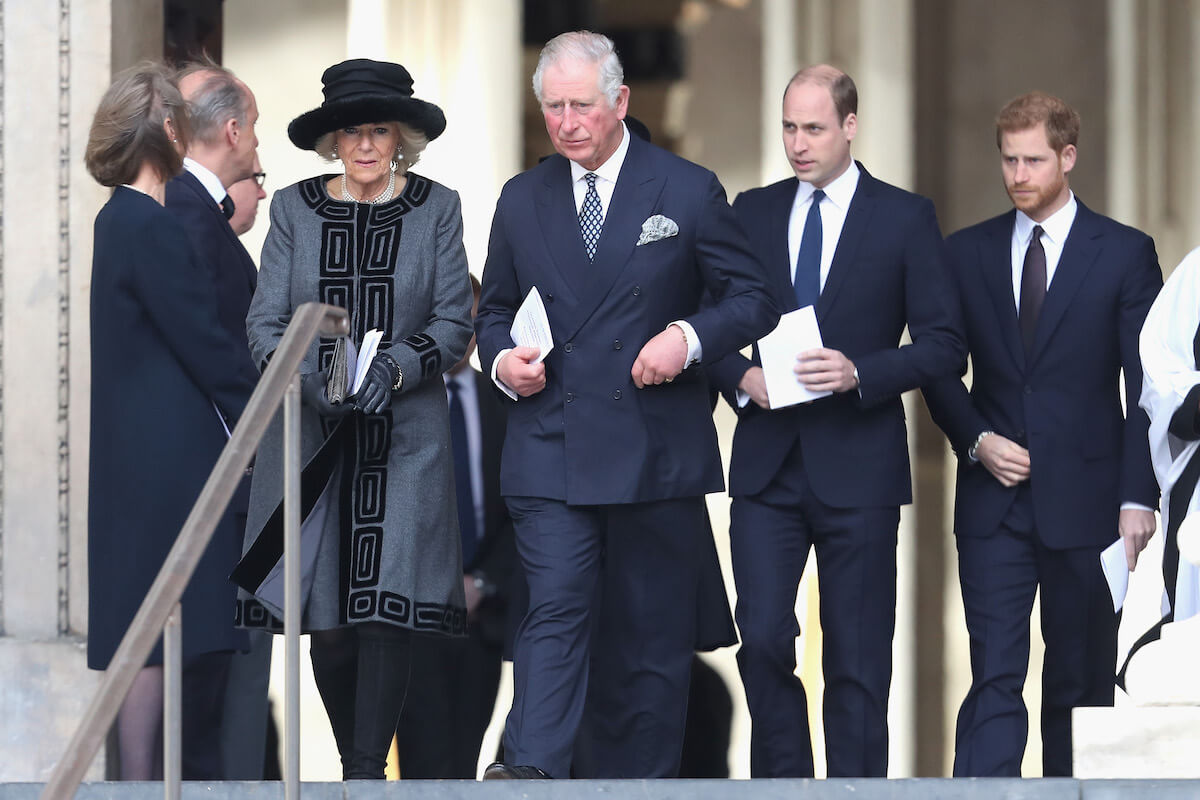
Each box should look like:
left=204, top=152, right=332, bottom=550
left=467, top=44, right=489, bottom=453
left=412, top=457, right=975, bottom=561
left=579, top=172, right=602, bottom=261
left=793, top=189, right=825, bottom=308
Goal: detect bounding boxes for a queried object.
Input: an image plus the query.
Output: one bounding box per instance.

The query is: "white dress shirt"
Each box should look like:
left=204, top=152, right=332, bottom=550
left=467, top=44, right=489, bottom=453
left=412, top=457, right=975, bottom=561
left=183, top=156, right=229, bottom=205
left=1009, top=191, right=1076, bottom=308
left=788, top=160, right=861, bottom=293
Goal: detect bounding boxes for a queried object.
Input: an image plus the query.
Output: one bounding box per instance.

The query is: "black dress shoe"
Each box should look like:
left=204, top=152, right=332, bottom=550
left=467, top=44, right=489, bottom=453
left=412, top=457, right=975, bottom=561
left=482, top=762, right=551, bottom=779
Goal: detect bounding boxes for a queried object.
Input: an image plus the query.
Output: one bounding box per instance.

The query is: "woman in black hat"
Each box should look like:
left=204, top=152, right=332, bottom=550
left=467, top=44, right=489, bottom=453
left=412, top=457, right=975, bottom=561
left=236, top=59, right=473, bottom=780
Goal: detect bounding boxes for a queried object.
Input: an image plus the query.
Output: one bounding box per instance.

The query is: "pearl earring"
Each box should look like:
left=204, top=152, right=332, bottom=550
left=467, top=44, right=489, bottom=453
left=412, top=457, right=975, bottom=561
left=332, top=143, right=339, bottom=159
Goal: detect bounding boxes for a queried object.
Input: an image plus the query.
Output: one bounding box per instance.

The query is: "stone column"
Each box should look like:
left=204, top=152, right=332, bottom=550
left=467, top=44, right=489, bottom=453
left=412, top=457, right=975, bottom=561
left=0, top=0, right=135, bottom=781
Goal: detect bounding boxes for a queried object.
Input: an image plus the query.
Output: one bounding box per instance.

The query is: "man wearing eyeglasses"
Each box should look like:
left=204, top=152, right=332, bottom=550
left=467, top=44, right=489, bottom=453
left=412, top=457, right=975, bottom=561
left=162, top=61, right=262, bottom=780
left=226, top=160, right=268, bottom=236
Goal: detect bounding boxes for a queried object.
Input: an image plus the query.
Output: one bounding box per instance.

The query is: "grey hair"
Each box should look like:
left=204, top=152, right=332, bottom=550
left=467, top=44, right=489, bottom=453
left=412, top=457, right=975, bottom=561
left=314, top=121, right=428, bottom=176
left=532, top=31, right=624, bottom=108
left=180, top=66, right=250, bottom=146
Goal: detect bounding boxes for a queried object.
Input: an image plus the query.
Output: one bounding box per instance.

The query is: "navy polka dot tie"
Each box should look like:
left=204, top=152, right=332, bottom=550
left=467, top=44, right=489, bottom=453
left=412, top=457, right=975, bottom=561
left=579, top=172, right=602, bottom=261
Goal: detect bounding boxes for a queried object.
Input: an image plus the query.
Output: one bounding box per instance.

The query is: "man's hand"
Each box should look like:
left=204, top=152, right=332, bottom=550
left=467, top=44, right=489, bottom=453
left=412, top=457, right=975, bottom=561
left=1119, top=508, right=1157, bottom=570
left=463, top=574, right=484, bottom=619
left=739, top=366, right=770, bottom=409
left=498, top=346, right=546, bottom=397
left=794, top=348, right=858, bottom=393
left=632, top=325, right=688, bottom=388
left=974, top=433, right=1031, bottom=487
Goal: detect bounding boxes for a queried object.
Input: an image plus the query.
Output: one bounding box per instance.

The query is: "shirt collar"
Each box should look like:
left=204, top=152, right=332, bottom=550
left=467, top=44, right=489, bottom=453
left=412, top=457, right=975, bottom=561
left=569, top=122, right=631, bottom=186
left=1014, top=191, right=1077, bottom=246
left=183, top=157, right=228, bottom=205
left=797, top=160, right=860, bottom=210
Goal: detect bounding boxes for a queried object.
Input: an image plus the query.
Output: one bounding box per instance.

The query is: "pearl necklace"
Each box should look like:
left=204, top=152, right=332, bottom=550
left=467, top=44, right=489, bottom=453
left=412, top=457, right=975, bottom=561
left=342, top=169, right=396, bottom=204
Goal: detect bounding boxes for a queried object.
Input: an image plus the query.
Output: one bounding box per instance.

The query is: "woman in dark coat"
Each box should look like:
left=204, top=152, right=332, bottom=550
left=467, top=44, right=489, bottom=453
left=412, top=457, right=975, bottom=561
left=236, top=59, right=473, bottom=779
left=85, top=63, right=255, bottom=779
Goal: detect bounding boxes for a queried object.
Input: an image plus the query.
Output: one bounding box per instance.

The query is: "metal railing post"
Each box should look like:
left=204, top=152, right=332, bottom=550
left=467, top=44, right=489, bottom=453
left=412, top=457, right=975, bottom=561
left=283, top=372, right=302, bottom=800
left=162, top=605, right=181, bottom=800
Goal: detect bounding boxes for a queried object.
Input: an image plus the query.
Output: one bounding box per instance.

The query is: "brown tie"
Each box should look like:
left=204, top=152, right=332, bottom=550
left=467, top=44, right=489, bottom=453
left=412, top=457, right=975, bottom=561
left=1018, top=224, right=1046, bottom=355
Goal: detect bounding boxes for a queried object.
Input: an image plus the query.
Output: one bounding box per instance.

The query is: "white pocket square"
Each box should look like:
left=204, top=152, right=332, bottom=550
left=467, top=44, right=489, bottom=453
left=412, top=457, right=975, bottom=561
left=636, top=214, right=679, bottom=246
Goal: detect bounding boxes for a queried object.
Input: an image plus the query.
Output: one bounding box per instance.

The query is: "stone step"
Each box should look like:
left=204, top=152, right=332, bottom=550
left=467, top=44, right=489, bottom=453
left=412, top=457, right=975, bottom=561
left=4, top=780, right=1200, bottom=800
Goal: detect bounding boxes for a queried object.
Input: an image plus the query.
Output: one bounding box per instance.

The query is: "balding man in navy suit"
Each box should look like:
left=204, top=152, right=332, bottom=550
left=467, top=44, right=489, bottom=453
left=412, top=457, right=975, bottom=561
left=708, top=65, right=964, bottom=778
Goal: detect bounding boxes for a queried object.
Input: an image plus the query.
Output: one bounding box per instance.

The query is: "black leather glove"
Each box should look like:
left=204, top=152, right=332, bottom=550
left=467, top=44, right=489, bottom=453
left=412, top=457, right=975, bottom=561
left=354, top=354, right=396, bottom=415
left=300, top=371, right=355, bottom=418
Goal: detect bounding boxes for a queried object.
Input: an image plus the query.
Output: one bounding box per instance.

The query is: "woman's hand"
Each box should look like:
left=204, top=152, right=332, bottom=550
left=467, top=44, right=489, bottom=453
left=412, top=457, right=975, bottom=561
left=354, top=354, right=396, bottom=415
left=300, top=371, right=356, bottom=418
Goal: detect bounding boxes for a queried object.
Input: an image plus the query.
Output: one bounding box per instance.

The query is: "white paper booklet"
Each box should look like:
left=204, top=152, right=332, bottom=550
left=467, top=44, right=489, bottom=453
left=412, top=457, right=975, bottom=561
left=758, top=306, right=832, bottom=409
left=510, top=287, right=554, bottom=363
left=350, top=328, right=383, bottom=396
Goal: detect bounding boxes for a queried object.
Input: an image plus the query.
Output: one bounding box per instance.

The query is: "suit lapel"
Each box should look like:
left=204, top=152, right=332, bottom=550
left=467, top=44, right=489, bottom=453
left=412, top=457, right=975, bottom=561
left=180, top=170, right=258, bottom=292
left=980, top=211, right=1026, bottom=369
left=769, top=179, right=798, bottom=312
left=561, top=136, right=665, bottom=342
left=534, top=156, right=589, bottom=301
left=816, top=163, right=874, bottom=319
left=1028, top=201, right=1101, bottom=363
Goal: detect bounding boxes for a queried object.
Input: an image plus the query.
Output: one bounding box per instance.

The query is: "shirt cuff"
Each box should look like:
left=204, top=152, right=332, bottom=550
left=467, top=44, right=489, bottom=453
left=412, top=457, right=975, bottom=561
left=490, top=349, right=518, bottom=401
left=735, top=389, right=751, bottom=408
left=669, top=320, right=702, bottom=365
left=1120, top=502, right=1154, bottom=513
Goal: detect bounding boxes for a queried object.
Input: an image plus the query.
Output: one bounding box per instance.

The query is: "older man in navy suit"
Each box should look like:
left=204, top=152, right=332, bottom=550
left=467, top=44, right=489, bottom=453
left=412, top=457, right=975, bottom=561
left=708, top=65, right=964, bottom=778
left=923, top=91, right=1160, bottom=776
left=476, top=31, right=777, bottom=780
left=163, top=63, right=261, bottom=779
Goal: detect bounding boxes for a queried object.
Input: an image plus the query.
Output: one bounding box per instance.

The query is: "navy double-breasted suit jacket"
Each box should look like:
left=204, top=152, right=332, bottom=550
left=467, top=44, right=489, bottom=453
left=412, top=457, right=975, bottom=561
left=708, top=165, right=965, bottom=507
left=923, top=201, right=1161, bottom=547
left=476, top=134, right=778, bottom=505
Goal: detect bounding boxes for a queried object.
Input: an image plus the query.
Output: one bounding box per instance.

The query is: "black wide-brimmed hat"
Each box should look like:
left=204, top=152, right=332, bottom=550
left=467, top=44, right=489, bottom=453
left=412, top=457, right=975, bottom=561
left=288, top=59, right=446, bottom=151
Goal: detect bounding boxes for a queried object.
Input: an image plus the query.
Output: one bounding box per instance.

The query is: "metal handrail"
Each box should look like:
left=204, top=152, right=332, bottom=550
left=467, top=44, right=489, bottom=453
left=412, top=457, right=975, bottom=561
left=41, top=302, right=349, bottom=800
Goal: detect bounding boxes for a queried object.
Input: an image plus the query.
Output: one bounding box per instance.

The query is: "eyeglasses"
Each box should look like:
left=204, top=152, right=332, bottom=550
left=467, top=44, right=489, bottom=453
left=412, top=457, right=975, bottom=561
left=251, top=172, right=267, bottom=188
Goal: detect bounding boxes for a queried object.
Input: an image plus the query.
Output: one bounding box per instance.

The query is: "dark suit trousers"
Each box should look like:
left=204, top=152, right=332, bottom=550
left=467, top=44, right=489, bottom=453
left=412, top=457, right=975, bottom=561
left=953, top=486, right=1117, bottom=777
left=180, top=651, right=233, bottom=780
left=394, top=625, right=502, bottom=779
left=502, top=496, right=704, bottom=778
left=731, top=440, right=898, bottom=778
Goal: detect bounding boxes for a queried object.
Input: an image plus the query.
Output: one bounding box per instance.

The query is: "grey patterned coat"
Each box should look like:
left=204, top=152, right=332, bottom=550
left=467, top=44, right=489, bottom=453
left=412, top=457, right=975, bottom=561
left=236, top=173, right=473, bottom=636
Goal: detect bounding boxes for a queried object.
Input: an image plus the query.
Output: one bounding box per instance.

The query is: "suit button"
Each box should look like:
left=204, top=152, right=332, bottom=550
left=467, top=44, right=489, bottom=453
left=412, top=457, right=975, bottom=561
left=632, top=286, right=641, bottom=296
left=613, top=340, right=622, bottom=350
left=1024, top=385, right=1032, bottom=395
left=566, top=392, right=575, bottom=403
left=613, top=389, right=622, bottom=400
left=564, top=342, right=573, bottom=353
left=545, top=293, right=554, bottom=303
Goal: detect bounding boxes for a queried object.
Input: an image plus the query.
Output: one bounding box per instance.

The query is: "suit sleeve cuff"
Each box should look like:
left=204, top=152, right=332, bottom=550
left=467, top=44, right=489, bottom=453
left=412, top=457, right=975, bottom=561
left=490, top=349, right=518, bottom=401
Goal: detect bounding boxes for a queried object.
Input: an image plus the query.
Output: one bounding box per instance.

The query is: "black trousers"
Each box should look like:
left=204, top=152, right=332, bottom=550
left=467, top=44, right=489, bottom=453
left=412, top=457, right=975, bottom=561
left=953, top=487, right=1117, bottom=777
left=394, top=624, right=502, bottom=779
left=730, top=440, right=899, bottom=778
left=309, top=622, right=414, bottom=780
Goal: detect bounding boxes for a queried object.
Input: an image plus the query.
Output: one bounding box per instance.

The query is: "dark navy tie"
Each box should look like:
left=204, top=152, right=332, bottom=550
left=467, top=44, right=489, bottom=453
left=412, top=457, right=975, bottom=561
left=1019, top=224, right=1046, bottom=355
left=793, top=189, right=825, bottom=309
left=446, top=378, right=477, bottom=566
left=220, top=194, right=235, bottom=220
left=579, top=172, right=602, bottom=261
